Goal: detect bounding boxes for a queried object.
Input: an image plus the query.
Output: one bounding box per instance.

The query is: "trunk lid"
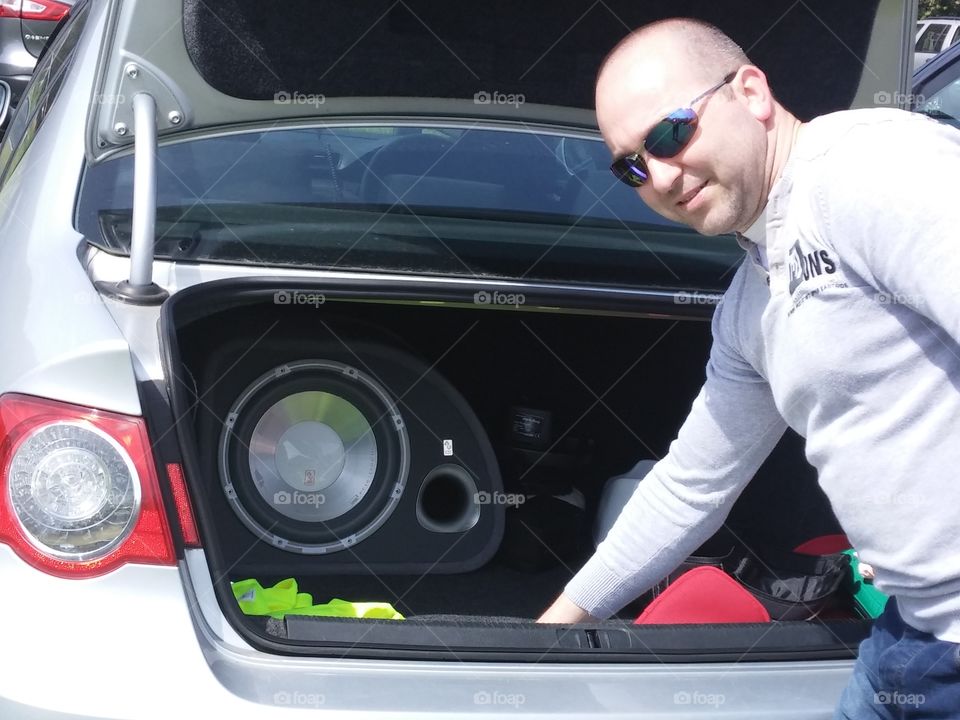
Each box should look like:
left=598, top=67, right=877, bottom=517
left=86, top=0, right=913, bottom=160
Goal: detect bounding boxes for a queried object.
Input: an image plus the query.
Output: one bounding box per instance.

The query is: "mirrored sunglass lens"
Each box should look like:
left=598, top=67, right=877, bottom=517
left=611, top=156, right=648, bottom=186
left=645, top=109, right=697, bottom=158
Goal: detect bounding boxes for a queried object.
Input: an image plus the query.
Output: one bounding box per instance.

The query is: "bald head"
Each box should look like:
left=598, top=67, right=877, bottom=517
left=595, top=19, right=753, bottom=164
left=599, top=19, right=750, bottom=90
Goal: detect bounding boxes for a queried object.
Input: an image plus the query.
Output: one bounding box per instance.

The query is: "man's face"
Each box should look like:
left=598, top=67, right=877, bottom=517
left=596, top=53, right=767, bottom=235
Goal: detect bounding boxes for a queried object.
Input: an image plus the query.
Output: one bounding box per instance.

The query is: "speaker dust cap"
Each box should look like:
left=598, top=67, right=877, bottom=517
left=250, top=391, right=378, bottom=521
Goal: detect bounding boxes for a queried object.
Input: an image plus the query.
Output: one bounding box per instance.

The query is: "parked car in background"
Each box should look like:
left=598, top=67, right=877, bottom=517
left=914, top=16, right=960, bottom=69
left=0, top=0, right=919, bottom=718
left=913, top=38, right=960, bottom=128
left=0, top=0, right=74, bottom=106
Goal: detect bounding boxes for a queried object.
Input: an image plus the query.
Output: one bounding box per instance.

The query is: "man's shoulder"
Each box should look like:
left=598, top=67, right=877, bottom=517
left=795, top=108, right=950, bottom=165
left=783, top=108, right=958, bottom=214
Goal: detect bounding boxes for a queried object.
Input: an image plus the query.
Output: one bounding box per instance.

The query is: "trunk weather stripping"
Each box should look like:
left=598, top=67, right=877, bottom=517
left=96, top=92, right=168, bottom=305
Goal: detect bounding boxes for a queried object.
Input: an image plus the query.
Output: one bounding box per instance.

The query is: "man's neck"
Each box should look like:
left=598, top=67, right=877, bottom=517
left=739, top=106, right=804, bottom=233
left=767, top=105, right=804, bottom=197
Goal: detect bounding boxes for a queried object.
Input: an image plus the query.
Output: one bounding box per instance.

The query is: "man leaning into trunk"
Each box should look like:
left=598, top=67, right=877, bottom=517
left=537, top=18, right=960, bottom=719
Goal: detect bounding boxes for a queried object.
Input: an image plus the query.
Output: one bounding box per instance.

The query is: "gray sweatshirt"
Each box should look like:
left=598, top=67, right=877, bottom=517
left=564, top=108, right=960, bottom=642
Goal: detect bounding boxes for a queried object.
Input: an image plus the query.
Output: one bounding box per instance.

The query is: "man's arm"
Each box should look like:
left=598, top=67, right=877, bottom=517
left=538, top=593, right=597, bottom=624
left=538, top=269, right=787, bottom=623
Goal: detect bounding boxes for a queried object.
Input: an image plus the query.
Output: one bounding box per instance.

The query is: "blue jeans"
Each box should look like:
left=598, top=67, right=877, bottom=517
left=834, top=600, right=960, bottom=719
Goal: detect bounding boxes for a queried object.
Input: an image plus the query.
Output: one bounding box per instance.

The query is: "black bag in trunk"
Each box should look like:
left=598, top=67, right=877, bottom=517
left=728, top=549, right=851, bottom=621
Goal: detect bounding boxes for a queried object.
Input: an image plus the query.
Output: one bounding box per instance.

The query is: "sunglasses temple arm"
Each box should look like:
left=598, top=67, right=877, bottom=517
left=688, top=71, right=737, bottom=106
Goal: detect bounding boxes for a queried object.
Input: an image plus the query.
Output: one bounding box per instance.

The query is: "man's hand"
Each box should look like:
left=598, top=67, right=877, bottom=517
left=536, top=593, right=598, bottom=624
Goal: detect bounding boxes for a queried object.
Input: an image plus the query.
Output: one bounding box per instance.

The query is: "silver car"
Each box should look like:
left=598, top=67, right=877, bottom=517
left=914, top=16, right=960, bottom=69
left=0, top=1, right=919, bottom=717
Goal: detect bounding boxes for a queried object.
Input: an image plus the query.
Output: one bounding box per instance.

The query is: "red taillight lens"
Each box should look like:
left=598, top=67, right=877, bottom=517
left=0, top=0, right=20, bottom=18
left=166, top=463, right=201, bottom=548
left=0, top=394, right=176, bottom=578
left=0, top=0, right=71, bottom=21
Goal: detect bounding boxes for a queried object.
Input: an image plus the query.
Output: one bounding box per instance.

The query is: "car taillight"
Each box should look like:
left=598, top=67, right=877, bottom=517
left=166, top=462, right=201, bottom=547
left=0, top=0, right=71, bottom=22
left=0, top=394, right=176, bottom=578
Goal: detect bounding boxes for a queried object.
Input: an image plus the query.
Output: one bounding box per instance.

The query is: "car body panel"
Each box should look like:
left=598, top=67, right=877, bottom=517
left=0, top=0, right=140, bottom=416
left=913, top=35, right=960, bottom=89
left=0, top=542, right=859, bottom=719
left=0, top=18, right=35, bottom=101
left=22, top=17, right=63, bottom=57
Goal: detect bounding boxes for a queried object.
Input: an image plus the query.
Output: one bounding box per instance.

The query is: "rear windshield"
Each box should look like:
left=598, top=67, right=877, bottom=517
left=76, top=123, right=744, bottom=290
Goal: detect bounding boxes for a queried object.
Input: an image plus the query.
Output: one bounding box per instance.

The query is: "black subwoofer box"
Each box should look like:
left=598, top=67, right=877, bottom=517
left=193, top=334, right=504, bottom=575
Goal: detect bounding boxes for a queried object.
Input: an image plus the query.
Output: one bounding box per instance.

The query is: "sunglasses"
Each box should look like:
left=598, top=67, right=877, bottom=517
left=609, top=71, right=737, bottom=188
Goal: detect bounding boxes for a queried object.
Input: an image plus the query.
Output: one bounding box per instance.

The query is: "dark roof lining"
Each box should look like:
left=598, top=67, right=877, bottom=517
left=183, top=0, right=880, bottom=121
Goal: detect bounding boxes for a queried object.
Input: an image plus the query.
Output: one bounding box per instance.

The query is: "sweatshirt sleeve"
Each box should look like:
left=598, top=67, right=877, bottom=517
left=564, top=273, right=788, bottom=619
left=814, top=114, right=960, bottom=342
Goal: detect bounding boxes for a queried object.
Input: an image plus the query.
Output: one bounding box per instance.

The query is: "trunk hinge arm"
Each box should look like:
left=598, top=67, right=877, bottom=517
left=96, top=92, right=169, bottom=305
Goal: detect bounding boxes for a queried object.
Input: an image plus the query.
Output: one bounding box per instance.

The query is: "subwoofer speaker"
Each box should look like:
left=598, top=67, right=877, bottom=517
left=201, top=337, right=503, bottom=574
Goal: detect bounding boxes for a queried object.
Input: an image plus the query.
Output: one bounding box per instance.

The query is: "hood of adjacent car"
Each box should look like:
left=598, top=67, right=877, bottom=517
left=88, top=0, right=914, bottom=159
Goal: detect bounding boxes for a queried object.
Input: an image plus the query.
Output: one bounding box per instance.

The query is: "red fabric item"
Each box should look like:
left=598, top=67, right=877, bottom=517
left=634, top=566, right=771, bottom=625
left=793, top=534, right=850, bottom=556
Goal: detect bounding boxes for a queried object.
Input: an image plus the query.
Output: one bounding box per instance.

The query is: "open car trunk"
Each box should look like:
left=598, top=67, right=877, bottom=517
left=136, top=0, right=911, bottom=670
left=160, top=279, right=873, bottom=659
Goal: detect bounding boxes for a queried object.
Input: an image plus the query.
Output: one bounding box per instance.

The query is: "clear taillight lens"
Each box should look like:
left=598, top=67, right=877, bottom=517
left=8, top=421, right=139, bottom=561
left=0, top=394, right=176, bottom=577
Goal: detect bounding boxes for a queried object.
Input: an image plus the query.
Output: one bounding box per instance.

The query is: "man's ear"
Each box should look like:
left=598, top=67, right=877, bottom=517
left=736, top=65, right=774, bottom=123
